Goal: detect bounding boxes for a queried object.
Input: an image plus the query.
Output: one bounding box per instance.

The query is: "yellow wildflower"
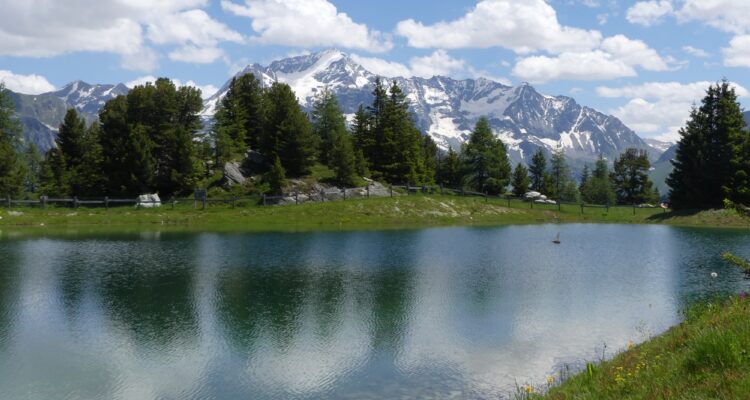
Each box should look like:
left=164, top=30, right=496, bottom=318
left=547, top=376, right=555, bottom=385
left=525, top=385, right=535, bottom=394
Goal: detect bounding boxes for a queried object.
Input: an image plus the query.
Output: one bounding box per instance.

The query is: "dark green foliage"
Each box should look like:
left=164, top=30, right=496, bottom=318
left=0, top=85, right=24, bottom=197
left=421, top=136, right=439, bottom=185
left=529, top=148, right=547, bottom=192
left=74, top=122, right=106, bottom=196
left=438, top=147, right=463, bottom=188
left=351, top=104, right=372, bottom=165
left=460, top=117, right=511, bottom=195
left=57, top=109, right=87, bottom=167
left=213, top=73, right=265, bottom=160
left=22, top=143, right=42, bottom=194
left=581, top=155, right=616, bottom=205
left=612, top=148, right=657, bottom=204
left=329, top=130, right=357, bottom=187
left=262, top=82, right=317, bottom=177
left=39, top=148, right=69, bottom=197
left=312, top=89, right=348, bottom=166
left=354, top=148, right=369, bottom=178
left=550, top=147, right=576, bottom=200
left=99, top=78, right=201, bottom=196
left=264, top=155, right=287, bottom=195
left=511, top=162, right=530, bottom=197
left=668, top=81, right=750, bottom=209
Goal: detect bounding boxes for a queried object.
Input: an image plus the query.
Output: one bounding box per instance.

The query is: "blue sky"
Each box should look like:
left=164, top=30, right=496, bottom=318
left=1, top=0, right=749, bottom=142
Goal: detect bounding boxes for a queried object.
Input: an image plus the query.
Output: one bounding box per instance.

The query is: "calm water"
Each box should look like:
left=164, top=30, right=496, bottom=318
left=0, top=225, right=749, bottom=399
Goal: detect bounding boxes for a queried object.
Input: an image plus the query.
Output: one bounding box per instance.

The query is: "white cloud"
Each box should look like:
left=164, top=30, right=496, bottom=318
left=626, top=1, right=673, bottom=26
left=0, top=70, right=56, bottom=94
left=723, top=35, right=750, bottom=67
left=169, top=45, right=225, bottom=64
left=351, top=50, right=510, bottom=84
left=682, top=45, right=711, bottom=58
left=0, top=0, right=241, bottom=71
left=600, top=35, right=671, bottom=71
left=395, top=0, right=602, bottom=54
left=676, top=0, right=750, bottom=35
left=221, top=0, right=392, bottom=53
left=350, top=55, right=412, bottom=78
left=596, top=81, right=749, bottom=141
left=125, top=76, right=218, bottom=99
left=512, top=51, right=636, bottom=83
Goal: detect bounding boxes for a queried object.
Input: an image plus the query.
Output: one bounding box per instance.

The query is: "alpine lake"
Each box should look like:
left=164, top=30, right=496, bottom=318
left=1, top=224, right=748, bottom=399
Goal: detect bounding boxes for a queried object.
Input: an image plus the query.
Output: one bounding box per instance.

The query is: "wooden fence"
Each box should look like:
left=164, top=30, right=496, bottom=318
left=2, top=187, right=668, bottom=214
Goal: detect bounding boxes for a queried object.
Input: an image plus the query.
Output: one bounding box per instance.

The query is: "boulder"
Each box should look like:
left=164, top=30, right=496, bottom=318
left=524, top=191, right=542, bottom=200
left=137, top=194, right=161, bottom=208
left=223, top=162, right=247, bottom=185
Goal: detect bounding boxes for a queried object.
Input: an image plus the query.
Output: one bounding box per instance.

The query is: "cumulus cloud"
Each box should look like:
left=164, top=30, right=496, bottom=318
left=596, top=81, right=749, bottom=141
left=169, top=46, right=226, bottom=64
left=125, top=76, right=218, bottom=99
left=513, top=51, right=636, bottom=83
left=626, top=1, right=673, bottom=26
left=0, top=0, right=241, bottom=71
left=0, top=70, right=56, bottom=94
left=723, top=35, right=750, bottom=67
left=600, top=35, right=671, bottom=71
left=221, top=0, right=392, bottom=53
left=351, top=50, right=510, bottom=84
left=395, top=0, right=602, bottom=54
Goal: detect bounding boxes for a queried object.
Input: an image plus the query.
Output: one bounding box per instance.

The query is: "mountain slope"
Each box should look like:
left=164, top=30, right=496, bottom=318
left=204, top=49, right=656, bottom=168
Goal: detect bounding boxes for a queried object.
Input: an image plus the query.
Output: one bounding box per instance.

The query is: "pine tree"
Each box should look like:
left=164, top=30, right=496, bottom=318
left=22, top=143, right=42, bottom=194
left=461, top=117, right=511, bottom=195
left=58, top=109, right=87, bottom=168
left=39, top=148, right=70, bottom=197
left=511, top=162, right=530, bottom=197
left=212, top=73, right=265, bottom=159
left=668, top=81, right=749, bottom=209
left=612, top=148, right=655, bottom=205
left=264, top=155, right=286, bottom=195
left=579, top=164, right=590, bottom=194
left=550, top=147, right=572, bottom=200
left=529, top=148, right=547, bottom=192
left=421, top=135, right=439, bottom=184
left=581, top=155, right=615, bottom=205
left=351, top=104, right=372, bottom=160
left=354, top=148, right=369, bottom=178
left=75, top=122, right=106, bottom=197
left=262, top=82, right=317, bottom=177
left=0, top=84, right=24, bottom=197
left=311, top=88, right=348, bottom=166
left=329, top=130, right=357, bottom=186
left=438, top=147, right=462, bottom=188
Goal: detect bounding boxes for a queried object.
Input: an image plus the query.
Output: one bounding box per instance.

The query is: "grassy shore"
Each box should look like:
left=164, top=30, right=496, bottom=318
left=0, top=194, right=748, bottom=234
left=535, top=295, right=750, bottom=400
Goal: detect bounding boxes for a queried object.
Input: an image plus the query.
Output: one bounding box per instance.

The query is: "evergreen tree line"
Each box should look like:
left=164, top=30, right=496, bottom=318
left=668, top=80, right=750, bottom=210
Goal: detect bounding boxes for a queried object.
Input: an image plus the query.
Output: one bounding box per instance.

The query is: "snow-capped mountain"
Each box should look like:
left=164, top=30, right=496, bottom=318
left=644, top=138, right=674, bottom=153
left=50, top=81, right=129, bottom=116
left=204, top=49, right=656, bottom=168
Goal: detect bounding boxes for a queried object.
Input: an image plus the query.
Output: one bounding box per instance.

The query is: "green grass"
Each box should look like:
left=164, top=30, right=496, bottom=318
left=531, top=296, right=750, bottom=400
left=0, top=194, right=748, bottom=236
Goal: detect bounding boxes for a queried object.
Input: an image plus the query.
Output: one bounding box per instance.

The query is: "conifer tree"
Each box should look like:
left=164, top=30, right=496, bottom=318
left=550, top=147, right=572, bottom=200
left=0, top=84, right=25, bottom=197
left=213, top=73, right=265, bottom=160
left=511, top=162, right=530, bottom=197
left=581, top=155, right=615, bottom=205
left=264, top=155, right=286, bottom=195
left=75, top=122, right=106, bottom=197
left=329, top=130, right=357, bottom=186
left=262, top=82, right=317, bottom=177
left=22, top=143, right=42, bottom=194
left=668, top=81, right=749, bottom=209
left=438, top=147, right=462, bottom=188
left=579, top=164, right=590, bottom=194
left=461, top=117, right=511, bottom=194
left=529, top=148, right=547, bottom=192
left=312, top=88, right=348, bottom=166
left=39, top=148, right=69, bottom=197
left=612, top=148, right=655, bottom=205
left=351, top=105, right=372, bottom=160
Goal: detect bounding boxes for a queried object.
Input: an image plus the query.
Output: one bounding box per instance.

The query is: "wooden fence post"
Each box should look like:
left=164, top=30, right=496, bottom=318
left=342, top=188, right=347, bottom=200
left=366, top=185, right=370, bottom=199
left=321, top=189, right=325, bottom=202
left=73, top=196, right=79, bottom=209
left=295, top=192, right=299, bottom=205
left=6, top=195, right=11, bottom=208
left=171, top=196, right=176, bottom=210
left=104, top=196, right=109, bottom=209
left=262, top=194, right=266, bottom=206
left=41, top=196, right=47, bottom=209
left=406, top=182, right=410, bottom=196
left=461, top=188, right=465, bottom=197
left=390, top=185, right=393, bottom=198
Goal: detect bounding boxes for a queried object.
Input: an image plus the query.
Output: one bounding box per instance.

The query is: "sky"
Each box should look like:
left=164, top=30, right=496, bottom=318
left=0, top=0, right=749, bottom=142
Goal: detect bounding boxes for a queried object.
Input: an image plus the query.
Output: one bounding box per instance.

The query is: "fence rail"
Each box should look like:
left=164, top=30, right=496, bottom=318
left=2, top=188, right=669, bottom=214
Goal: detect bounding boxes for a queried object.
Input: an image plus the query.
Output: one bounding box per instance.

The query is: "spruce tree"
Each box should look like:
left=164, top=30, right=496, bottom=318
left=529, top=148, right=547, bottom=192
left=421, top=135, right=439, bottom=184
left=58, top=109, right=87, bottom=168
left=39, top=148, right=70, bottom=197
left=550, top=147, right=572, bottom=200
left=461, top=117, right=511, bottom=195
left=612, top=148, right=655, bottom=205
left=212, top=73, right=265, bottom=159
left=579, top=164, right=590, bottom=194
left=262, top=82, right=317, bottom=177
left=329, top=130, right=357, bottom=186
left=511, top=162, right=530, bottom=197
left=75, top=122, right=106, bottom=197
left=264, top=155, right=286, bottom=195
left=668, top=81, right=749, bottom=209
left=351, top=104, right=372, bottom=160
left=22, top=143, right=42, bottom=194
left=0, top=84, right=24, bottom=197
left=438, top=147, right=463, bottom=188
left=582, top=155, right=615, bottom=205
left=311, top=88, right=348, bottom=166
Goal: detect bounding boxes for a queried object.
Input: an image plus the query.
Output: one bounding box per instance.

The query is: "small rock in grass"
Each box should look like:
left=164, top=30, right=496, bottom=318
left=7, top=211, right=23, bottom=217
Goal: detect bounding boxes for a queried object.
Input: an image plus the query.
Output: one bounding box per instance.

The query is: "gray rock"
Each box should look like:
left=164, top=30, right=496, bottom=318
left=223, top=162, right=247, bottom=185
left=137, top=194, right=161, bottom=208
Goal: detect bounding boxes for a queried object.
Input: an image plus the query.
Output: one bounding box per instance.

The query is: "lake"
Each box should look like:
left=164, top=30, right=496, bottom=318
left=0, top=224, right=748, bottom=399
